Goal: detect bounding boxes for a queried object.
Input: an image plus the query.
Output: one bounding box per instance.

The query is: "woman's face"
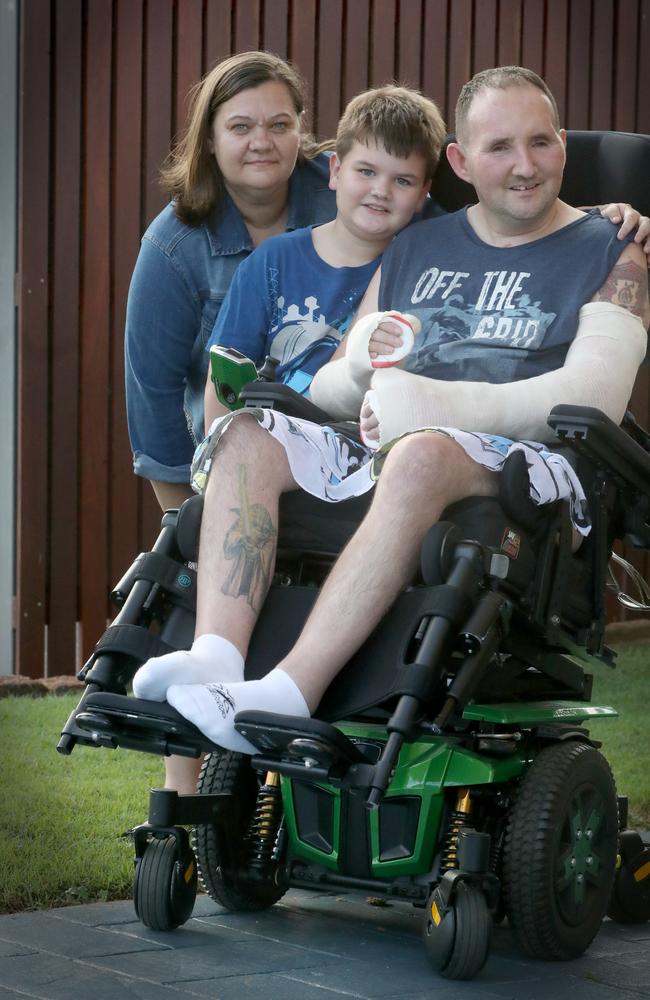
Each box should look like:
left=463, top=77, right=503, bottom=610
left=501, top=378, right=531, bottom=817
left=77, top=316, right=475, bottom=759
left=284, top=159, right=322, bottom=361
left=211, top=80, right=302, bottom=198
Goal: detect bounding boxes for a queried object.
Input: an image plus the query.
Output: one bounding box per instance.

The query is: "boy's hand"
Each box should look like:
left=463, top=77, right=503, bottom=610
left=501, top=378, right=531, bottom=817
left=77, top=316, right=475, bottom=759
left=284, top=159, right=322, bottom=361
left=368, top=312, right=420, bottom=367
left=600, top=203, right=650, bottom=258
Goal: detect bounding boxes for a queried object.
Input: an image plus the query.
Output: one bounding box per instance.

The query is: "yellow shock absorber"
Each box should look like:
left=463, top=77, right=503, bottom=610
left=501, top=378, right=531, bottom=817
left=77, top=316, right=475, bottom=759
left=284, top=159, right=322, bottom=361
left=440, top=788, right=472, bottom=873
left=245, top=771, right=283, bottom=875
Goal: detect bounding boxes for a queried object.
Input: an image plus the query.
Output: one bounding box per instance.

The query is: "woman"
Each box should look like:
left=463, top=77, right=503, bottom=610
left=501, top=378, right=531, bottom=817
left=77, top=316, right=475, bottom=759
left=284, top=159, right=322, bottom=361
left=125, top=51, right=337, bottom=512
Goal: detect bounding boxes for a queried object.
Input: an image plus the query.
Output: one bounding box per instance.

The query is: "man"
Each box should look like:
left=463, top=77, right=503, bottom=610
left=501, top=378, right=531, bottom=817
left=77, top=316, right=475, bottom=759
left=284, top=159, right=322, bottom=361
left=133, top=67, right=650, bottom=754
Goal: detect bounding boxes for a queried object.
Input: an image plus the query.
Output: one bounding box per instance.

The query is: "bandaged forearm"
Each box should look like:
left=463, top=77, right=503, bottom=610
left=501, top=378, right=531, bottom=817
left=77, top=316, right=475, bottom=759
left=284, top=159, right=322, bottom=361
left=367, top=303, right=647, bottom=446
left=309, top=311, right=417, bottom=419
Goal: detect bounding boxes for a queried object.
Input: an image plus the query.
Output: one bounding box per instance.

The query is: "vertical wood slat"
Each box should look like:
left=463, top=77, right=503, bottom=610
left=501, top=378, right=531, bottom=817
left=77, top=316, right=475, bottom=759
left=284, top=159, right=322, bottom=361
left=421, top=0, right=449, bottom=121
left=497, top=0, right=523, bottom=67
left=397, top=0, right=423, bottom=89
left=262, top=0, right=288, bottom=58
left=234, top=0, right=262, bottom=51
left=204, top=0, right=233, bottom=69
left=447, top=0, right=473, bottom=124
left=175, top=0, right=203, bottom=139
left=315, top=0, right=343, bottom=141
left=544, top=0, right=569, bottom=120
left=16, top=0, right=51, bottom=677
left=567, top=0, right=591, bottom=127
left=48, top=0, right=82, bottom=677
left=370, top=0, right=397, bottom=87
left=78, top=0, right=113, bottom=659
left=614, top=0, right=640, bottom=131
left=110, top=0, right=144, bottom=591
left=473, top=0, right=499, bottom=76
left=342, top=0, right=370, bottom=105
left=637, top=0, right=650, bottom=133
left=144, top=0, right=173, bottom=217
left=590, top=0, right=614, bottom=129
left=520, top=0, right=545, bottom=74
left=290, top=0, right=317, bottom=117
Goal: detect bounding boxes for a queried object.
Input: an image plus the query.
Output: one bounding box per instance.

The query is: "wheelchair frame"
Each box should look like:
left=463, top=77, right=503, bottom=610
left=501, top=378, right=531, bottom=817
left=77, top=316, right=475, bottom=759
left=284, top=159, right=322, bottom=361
left=57, top=400, right=650, bottom=980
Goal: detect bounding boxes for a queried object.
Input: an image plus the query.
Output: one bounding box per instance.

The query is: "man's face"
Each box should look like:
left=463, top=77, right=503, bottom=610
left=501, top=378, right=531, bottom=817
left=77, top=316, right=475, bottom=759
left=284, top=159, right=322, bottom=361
left=457, top=84, right=566, bottom=235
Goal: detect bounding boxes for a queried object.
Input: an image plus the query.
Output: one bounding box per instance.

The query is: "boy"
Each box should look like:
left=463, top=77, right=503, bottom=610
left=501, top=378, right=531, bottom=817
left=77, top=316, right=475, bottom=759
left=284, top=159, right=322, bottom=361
left=202, top=85, right=446, bottom=433
left=136, top=85, right=446, bottom=791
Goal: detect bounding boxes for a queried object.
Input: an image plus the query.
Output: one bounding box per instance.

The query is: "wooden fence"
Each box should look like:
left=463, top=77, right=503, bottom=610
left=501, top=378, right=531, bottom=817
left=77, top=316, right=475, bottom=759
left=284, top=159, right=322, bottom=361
left=16, top=0, right=650, bottom=676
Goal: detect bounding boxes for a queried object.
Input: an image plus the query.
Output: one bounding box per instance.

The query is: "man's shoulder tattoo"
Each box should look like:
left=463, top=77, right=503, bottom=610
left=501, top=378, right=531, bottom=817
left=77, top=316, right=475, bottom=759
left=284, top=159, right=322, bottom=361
left=594, top=258, right=649, bottom=319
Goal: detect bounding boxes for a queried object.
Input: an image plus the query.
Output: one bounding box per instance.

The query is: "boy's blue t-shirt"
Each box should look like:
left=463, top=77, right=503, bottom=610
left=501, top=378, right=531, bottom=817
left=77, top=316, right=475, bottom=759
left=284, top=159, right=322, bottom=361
left=207, top=227, right=380, bottom=395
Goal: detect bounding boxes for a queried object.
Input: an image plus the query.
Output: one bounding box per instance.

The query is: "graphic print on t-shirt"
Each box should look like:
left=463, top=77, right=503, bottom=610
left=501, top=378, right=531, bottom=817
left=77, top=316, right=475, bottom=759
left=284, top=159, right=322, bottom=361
left=268, top=275, right=358, bottom=394
left=407, top=267, right=557, bottom=375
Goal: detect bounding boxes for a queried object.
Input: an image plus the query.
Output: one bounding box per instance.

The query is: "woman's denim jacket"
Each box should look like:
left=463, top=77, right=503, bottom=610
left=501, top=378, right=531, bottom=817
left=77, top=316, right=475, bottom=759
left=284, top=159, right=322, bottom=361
left=125, top=155, right=336, bottom=483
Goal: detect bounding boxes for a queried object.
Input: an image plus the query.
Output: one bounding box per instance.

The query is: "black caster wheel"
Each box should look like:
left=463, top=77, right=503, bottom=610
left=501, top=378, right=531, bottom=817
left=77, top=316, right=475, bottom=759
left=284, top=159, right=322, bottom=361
left=503, top=741, right=618, bottom=960
left=423, top=881, right=492, bottom=980
left=133, top=835, right=197, bottom=930
left=607, top=831, right=650, bottom=924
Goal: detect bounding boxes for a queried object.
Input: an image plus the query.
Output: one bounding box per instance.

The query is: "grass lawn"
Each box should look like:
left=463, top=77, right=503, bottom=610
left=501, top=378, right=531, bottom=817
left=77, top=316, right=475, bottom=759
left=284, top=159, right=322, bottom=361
left=0, top=645, right=648, bottom=914
left=0, top=695, right=164, bottom=913
left=589, top=644, right=650, bottom=829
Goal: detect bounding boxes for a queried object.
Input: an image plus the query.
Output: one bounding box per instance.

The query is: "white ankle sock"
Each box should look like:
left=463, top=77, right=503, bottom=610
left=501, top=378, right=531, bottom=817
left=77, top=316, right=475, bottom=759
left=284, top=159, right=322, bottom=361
left=166, top=668, right=309, bottom=754
left=132, top=634, right=245, bottom=702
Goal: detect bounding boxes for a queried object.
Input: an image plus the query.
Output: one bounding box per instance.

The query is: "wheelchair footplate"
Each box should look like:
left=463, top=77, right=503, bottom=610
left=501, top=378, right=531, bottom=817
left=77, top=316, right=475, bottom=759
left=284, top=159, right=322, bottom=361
left=74, top=691, right=222, bottom=757
left=235, top=710, right=377, bottom=785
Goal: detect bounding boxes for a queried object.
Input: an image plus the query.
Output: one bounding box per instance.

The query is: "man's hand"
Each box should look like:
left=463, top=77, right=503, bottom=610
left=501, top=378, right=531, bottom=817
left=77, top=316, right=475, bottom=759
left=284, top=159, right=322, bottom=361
left=360, top=393, right=380, bottom=447
left=600, top=203, right=650, bottom=258
left=368, top=318, right=408, bottom=363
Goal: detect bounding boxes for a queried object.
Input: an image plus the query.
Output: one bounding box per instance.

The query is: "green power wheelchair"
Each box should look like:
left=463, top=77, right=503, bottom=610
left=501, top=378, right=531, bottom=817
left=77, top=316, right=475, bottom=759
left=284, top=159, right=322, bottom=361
left=57, top=130, right=650, bottom=981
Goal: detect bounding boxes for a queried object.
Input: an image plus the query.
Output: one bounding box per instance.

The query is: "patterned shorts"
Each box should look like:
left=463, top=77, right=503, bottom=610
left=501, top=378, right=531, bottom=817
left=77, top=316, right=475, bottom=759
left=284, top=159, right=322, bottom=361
left=191, top=409, right=590, bottom=536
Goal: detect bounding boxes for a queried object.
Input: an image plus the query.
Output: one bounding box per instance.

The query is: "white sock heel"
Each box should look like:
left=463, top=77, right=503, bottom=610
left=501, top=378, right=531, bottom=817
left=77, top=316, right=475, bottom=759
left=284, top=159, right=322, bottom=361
left=132, top=634, right=245, bottom=701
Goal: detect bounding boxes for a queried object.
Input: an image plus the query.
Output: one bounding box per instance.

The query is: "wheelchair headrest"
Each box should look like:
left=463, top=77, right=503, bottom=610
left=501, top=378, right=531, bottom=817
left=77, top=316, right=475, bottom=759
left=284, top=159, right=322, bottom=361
left=432, top=131, right=650, bottom=216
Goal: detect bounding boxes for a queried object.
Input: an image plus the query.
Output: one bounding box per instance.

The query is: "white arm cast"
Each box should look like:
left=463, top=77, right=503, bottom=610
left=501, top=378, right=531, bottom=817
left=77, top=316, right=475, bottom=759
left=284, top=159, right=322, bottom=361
left=367, top=302, right=647, bottom=447
left=309, top=311, right=417, bottom=419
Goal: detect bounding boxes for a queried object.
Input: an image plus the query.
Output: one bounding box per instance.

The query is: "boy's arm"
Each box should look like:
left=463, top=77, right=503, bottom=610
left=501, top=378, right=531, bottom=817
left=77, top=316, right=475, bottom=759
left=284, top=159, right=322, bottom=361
left=203, top=251, right=271, bottom=432
left=310, top=268, right=417, bottom=417
left=364, top=242, right=648, bottom=447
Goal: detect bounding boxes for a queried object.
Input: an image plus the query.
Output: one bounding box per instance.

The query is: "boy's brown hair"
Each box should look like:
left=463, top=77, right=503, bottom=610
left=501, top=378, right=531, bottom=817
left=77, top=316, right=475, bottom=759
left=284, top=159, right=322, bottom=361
left=335, top=85, right=446, bottom=182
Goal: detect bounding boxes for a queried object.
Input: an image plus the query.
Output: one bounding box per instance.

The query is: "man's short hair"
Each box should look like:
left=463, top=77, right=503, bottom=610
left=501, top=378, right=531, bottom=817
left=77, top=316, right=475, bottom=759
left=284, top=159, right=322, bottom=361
left=335, top=85, right=446, bottom=182
left=454, top=66, right=561, bottom=147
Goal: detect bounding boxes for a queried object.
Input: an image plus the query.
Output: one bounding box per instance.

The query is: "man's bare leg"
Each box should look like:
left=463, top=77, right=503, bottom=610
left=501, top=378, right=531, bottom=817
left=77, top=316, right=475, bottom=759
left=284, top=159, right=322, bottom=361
left=167, top=433, right=499, bottom=747
left=131, top=416, right=298, bottom=789
left=276, top=433, right=498, bottom=707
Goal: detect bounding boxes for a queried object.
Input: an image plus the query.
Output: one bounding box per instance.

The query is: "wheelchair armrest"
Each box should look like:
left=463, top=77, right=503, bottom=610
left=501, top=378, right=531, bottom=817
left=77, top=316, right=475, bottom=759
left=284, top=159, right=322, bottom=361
left=239, top=381, right=333, bottom=424
left=548, top=404, right=650, bottom=497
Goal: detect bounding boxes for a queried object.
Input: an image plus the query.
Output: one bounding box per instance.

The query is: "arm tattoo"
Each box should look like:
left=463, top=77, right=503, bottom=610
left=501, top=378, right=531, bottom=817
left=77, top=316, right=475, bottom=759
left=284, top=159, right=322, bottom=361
left=593, top=258, right=649, bottom=320
left=221, top=464, right=277, bottom=613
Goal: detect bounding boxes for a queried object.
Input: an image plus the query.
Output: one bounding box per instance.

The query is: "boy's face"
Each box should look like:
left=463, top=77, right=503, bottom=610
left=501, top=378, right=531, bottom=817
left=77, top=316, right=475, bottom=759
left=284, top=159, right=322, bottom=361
left=329, top=140, right=430, bottom=242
